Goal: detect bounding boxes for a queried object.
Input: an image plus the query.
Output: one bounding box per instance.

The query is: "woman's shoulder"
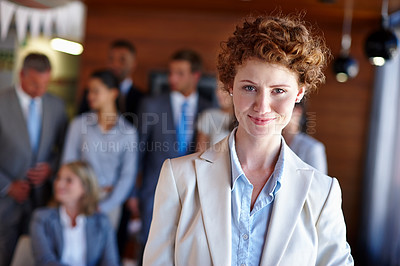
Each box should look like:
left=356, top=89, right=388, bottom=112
left=117, top=115, right=137, bottom=134
left=69, top=113, right=96, bottom=126
left=168, top=152, right=202, bottom=171
left=200, top=108, right=223, bottom=116
left=87, top=212, right=113, bottom=228
left=285, top=142, right=331, bottom=184
left=32, top=207, right=59, bottom=222
left=168, top=136, right=230, bottom=175
left=294, top=133, right=325, bottom=149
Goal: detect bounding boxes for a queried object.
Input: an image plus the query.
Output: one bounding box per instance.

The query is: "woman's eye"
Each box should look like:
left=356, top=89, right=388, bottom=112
left=244, top=85, right=256, bottom=92
left=272, top=88, right=285, bottom=94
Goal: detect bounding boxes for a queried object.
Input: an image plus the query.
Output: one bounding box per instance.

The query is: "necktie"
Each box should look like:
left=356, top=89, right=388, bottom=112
left=177, top=101, right=189, bottom=155
left=27, top=99, right=42, bottom=155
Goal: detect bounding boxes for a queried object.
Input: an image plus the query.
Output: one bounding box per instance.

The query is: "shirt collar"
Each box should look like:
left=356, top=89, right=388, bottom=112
left=83, top=112, right=124, bottom=127
left=228, top=128, right=284, bottom=193
left=171, top=91, right=198, bottom=106
left=59, top=206, right=86, bottom=228
left=15, top=84, right=41, bottom=104
left=120, top=78, right=133, bottom=95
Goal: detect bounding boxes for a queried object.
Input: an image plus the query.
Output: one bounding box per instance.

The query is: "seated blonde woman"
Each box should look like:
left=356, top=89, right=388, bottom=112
left=30, top=161, right=119, bottom=266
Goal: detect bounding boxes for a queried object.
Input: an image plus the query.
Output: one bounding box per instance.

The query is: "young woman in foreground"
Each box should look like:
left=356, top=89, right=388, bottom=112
left=144, top=13, right=354, bottom=266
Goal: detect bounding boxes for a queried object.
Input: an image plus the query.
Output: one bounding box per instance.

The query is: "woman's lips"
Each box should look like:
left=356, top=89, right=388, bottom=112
left=249, top=115, right=276, bottom=125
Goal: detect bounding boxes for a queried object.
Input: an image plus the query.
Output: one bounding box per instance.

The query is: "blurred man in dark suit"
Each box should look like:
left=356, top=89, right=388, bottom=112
left=0, top=53, right=67, bottom=265
left=128, top=49, right=213, bottom=263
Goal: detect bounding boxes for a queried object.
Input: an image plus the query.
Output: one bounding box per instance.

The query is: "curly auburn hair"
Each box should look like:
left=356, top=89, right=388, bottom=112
left=217, top=13, right=330, bottom=94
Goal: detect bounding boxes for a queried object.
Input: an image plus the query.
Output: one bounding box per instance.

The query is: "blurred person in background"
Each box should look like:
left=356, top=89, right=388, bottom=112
left=30, top=161, right=119, bottom=265
left=196, top=83, right=235, bottom=153
left=79, top=39, right=144, bottom=126
left=0, top=52, right=67, bottom=266
left=282, top=101, right=327, bottom=174
left=130, top=49, right=213, bottom=262
left=62, top=70, right=138, bottom=230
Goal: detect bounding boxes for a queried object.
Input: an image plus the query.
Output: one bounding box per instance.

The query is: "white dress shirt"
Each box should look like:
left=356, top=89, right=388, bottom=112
left=170, top=91, right=198, bottom=141
left=59, top=206, right=87, bottom=266
left=15, top=85, right=42, bottom=121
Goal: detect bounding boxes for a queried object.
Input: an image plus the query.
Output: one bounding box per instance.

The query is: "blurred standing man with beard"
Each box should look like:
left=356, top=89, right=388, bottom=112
left=0, top=53, right=67, bottom=265
left=79, top=40, right=144, bottom=125
left=129, top=49, right=213, bottom=262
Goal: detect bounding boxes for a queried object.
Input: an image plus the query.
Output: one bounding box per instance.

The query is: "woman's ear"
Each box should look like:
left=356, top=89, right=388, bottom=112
left=295, top=86, right=305, bottom=103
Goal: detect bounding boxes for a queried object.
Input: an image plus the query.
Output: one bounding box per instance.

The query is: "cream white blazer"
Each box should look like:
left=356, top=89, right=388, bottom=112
left=143, top=137, right=354, bottom=266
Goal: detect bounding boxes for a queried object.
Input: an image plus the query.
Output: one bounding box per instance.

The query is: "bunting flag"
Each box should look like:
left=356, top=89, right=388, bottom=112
left=0, top=0, right=86, bottom=42
left=0, top=0, right=16, bottom=40
left=15, top=6, right=30, bottom=42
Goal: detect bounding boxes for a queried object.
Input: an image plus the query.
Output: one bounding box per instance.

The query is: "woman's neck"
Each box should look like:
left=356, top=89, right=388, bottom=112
left=63, top=204, right=81, bottom=227
left=235, top=126, right=281, bottom=171
left=97, top=105, right=118, bottom=131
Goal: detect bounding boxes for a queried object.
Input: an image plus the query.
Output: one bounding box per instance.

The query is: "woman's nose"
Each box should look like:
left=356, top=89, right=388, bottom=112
left=254, top=92, right=271, bottom=114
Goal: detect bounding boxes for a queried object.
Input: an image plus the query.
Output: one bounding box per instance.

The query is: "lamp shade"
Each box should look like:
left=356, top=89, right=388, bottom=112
left=365, top=28, right=398, bottom=66
left=333, top=55, right=359, bottom=82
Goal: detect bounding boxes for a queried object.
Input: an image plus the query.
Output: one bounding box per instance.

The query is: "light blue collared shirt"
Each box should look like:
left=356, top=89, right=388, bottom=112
left=229, top=129, right=284, bottom=266
left=62, top=113, right=138, bottom=213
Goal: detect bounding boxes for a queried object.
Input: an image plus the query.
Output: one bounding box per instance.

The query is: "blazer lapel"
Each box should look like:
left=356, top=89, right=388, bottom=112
left=195, top=138, right=232, bottom=266
left=260, top=146, right=314, bottom=265
left=37, top=94, right=54, bottom=158
left=10, top=89, right=31, bottom=154
left=165, top=94, right=177, bottom=143
left=53, top=209, right=64, bottom=259
left=85, top=216, right=96, bottom=265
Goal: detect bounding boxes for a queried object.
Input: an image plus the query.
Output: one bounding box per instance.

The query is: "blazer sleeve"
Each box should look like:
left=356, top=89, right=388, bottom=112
left=143, top=159, right=182, bottom=265
left=316, top=178, right=354, bottom=265
left=30, top=209, right=67, bottom=266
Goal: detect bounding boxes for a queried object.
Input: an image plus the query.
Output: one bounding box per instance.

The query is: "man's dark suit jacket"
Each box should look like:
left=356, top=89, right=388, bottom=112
left=136, top=92, right=213, bottom=244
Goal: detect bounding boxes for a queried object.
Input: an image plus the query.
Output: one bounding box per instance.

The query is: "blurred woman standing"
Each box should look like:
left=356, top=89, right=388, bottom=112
left=62, top=70, right=138, bottom=229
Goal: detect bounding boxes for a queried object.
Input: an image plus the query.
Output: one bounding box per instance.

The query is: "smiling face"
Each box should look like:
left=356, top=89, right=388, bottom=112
left=230, top=59, right=305, bottom=139
left=54, top=166, right=85, bottom=208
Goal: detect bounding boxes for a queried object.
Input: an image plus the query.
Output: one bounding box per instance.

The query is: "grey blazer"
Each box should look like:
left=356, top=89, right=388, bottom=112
left=30, top=208, right=120, bottom=266
left=136, top=92, right=212, bottom=243
left=0, top=88, right=67, bottom=213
